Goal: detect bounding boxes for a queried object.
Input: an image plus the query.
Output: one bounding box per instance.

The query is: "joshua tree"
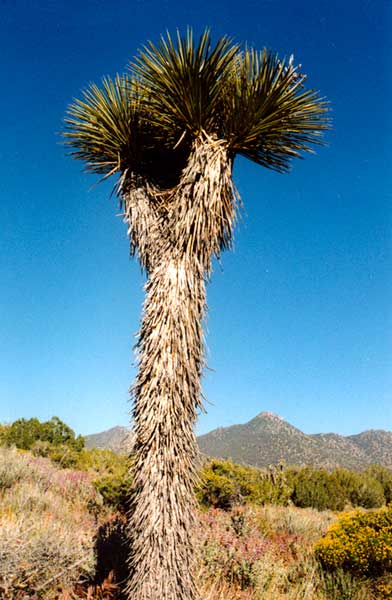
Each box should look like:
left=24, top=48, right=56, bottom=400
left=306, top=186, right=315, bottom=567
left=65, top=29, right=329, bottom=600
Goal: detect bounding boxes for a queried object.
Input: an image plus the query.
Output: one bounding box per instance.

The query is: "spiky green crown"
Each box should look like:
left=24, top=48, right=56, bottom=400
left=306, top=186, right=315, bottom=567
left=64, top=28, right=330, bottom=188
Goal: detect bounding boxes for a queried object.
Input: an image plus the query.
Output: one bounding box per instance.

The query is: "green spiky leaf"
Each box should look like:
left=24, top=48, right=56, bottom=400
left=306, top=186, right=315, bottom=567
left=222, top=49, right=330, bottom=171
left=132, top=28, right=239, bottom=142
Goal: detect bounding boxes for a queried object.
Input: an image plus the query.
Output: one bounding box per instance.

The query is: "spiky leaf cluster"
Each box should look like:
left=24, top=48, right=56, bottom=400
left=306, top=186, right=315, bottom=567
left=133, top=29, right=239, bottom=144
left=64, top=28, right=329, bottom=189
left=222, top=49, right=329, bottom=171
left=64, top=75, right=188, bottom=188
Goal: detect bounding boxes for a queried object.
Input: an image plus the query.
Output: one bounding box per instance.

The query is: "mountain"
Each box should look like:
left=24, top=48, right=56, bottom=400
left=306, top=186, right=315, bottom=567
left=198, top=412, right=316, bottom=467
left=197, top=412, right=392, bottom=470
left=85, top=413, right=392, bottom=469
left=84, top=426, right=133, bottom=454
left=347, top=430, right=392, bottom=468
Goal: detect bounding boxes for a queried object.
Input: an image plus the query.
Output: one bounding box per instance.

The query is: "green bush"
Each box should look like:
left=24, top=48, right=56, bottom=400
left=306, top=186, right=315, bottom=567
left=73, top=448, right=130, bottom=511
left=197, top=468, right=238, bottom=509
left=1, top=416, right=84, bottom=452
left=197, top=459, right=291, bottom=510
left=0, top=424, right=10, bottom=445
left=75, top=447, right=128, bottom=475
left=315, top=506, right=392, bottom=577
left=333, top=468, right=385, bottom=509
left=31, top=439, right=53, bottom=458
left=93, top=473, right=131, bottom=511
left=198, top=461, right=391, bottom=513
left=290, top=468, right=346, bottom=511
left=290, top=467, right=386, bottom=511
left=365, top=465, right=392, bottom=505
left=47, top=444, right=80, bottom=468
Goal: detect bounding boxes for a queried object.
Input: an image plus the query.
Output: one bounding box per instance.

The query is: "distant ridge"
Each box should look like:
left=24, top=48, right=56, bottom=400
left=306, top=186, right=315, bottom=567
left=198, top=412, right=392, bottom=469
left=84, top=426, right=133, bottom=454
left=85, top=412, right=392, bottom=469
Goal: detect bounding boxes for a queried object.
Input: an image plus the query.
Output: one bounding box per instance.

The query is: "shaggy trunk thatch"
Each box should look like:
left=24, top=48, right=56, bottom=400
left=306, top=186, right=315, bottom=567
left=125, top=135, right=238, bottom=600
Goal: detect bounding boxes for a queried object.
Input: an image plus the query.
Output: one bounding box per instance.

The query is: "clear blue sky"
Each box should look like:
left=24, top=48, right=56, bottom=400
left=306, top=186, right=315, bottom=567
left=1, top=1, right=391, bottom=437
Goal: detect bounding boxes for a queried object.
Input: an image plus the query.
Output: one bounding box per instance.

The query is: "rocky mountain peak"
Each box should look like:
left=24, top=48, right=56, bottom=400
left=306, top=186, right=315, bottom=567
left=85, top=414, right=392, bottom=470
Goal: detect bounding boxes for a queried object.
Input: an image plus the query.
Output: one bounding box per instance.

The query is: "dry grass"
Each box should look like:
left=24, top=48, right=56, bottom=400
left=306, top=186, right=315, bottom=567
left=196, top=505, right=373, bottom=600
left=0, top=447, right=98, bottom=599
left=0, top=452, right=376, bottom=600
left=255, top=504, right=335, bottom=541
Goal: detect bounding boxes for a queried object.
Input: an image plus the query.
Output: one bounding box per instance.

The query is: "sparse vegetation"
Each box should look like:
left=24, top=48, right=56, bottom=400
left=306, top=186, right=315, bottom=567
left=198, top=459, right=390, bottom=513
left=196, top=505, right=375, bottom=599
left=0, top=447, right=98, bottom=599
left=1, top=420, right=391, bottom=598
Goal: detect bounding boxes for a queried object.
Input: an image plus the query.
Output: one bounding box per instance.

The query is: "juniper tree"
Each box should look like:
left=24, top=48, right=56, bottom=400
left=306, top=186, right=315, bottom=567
left=65, top=29, right=329, bottom=600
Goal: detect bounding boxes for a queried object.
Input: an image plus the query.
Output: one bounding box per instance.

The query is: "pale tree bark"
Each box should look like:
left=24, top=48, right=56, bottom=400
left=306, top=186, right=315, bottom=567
left=126, top=255, right=204, bottom=600
left=125, top=135, right=239, bottom=600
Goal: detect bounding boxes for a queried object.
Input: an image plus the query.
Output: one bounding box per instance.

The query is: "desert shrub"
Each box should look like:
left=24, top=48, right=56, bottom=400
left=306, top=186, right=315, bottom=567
left=0, top=447, right=98, bottom=598
left=197, top=467, right=239, bottom=509
left=0, top=447, right=31, bottom=492
left=355, top=475, right=385, bottom=509
left=33, top=443, right=110, bottom=471
left=256, top=504, right=335, bottom=542
left=31, top=439, right=53, bottom=457
left=1, top=416, right=84, bottom=452
left=365, top=465, right=392, bottom=505
left=32, top=445, right=131, bottom=508
left=0, top=423, right=10, bottom=445
left=333, top=468, right=385, bottom=509
left=373, top=574, right=392, bottom=600
left=320, top=569, right=373, bottom=600
left=73, top=448, right=131, bottom=511
left=290, top=467, right=346, bottom=511
left=46, top=443, right=80, bottom=468
left=28, top=446, right=132, bottom=511
left=315, top=506, right=392, bottom=577
left=197, top=459, right=291, bottom=510
left=196, top=505, right=339, bottom=599
left=199, top=461, right=390, bottom=514
left=75, top=447, right=128, bottom=475
left=197, top=507, right=271, bottom=589
left=93, top=473, right=131, bottom=511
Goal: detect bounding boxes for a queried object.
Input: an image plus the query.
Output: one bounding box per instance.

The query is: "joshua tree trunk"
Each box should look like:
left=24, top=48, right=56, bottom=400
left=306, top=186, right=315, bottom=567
left=126, top=255, right=205, bottom=600
left=126, top=135, right=237, bottom=600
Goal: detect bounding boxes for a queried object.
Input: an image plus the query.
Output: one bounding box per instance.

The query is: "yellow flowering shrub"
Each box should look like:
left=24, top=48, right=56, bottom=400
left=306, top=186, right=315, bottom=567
left=374, top=575, right=392, bottom=600
left=315, top=506, right=392, bottom=577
